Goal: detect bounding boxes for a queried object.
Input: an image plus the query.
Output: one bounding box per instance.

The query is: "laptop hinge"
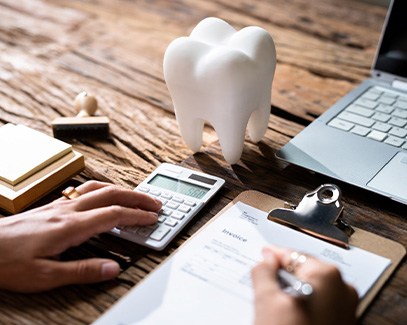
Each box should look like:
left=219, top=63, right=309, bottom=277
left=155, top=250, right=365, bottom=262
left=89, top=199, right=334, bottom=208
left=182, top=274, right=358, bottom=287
left=372, top=70, right=407, bottom=92
left=392, top=80, right=407, bottom=92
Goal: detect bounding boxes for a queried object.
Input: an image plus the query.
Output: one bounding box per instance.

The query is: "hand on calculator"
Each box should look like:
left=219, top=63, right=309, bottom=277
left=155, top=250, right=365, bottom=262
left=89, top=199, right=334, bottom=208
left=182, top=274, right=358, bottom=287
left=0, top=181, right=161, bottom=292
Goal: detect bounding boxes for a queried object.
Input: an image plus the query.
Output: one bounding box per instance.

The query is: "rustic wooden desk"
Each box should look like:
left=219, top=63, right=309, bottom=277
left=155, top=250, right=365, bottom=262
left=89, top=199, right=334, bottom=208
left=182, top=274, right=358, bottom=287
left=0, top=0, right=405, bottom=324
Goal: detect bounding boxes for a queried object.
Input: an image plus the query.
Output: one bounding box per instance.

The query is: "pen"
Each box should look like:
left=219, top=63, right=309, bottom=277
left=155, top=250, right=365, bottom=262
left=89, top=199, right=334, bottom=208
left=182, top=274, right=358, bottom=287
left=278, top=269, right=313, bottom=298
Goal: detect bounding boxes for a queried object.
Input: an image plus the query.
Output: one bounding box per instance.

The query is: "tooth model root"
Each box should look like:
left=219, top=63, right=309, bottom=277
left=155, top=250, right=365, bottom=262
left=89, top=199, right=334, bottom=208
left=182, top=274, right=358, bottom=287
left=164, top=17, right=276, bottom=164
left=176, top=115, right=204, bottom=153
left=248, top=95, right=272, bottom=142
left=212, top=114, right=249, bottom=164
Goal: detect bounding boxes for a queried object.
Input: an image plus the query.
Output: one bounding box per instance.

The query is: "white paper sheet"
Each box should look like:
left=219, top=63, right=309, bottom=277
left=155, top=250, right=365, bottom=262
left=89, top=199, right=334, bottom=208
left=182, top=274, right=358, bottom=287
left=94, top=202, right=391, bottom=325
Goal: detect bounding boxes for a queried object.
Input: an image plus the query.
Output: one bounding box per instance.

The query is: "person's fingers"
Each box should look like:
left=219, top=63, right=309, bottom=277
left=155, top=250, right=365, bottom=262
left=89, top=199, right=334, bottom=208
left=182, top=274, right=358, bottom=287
left=58, top=182, right=162, bottom=213
left=346, top=283, right=359, bottom=304
left=77, top=205, right=159, bottom=233
left=251, top=247, right=283, bottom=298
left=74, top=180, right=113, bottom=195
left=268, top=246, right=355, bottom=299
left=265, top=246, right=321, bottom=277
left=18, top=258, right=121, bottom=292
left=43, top=205, right=158, bottom=253
left=56, top=181, right=112, bottom=202
left=72, top=185, right=162, bottom=212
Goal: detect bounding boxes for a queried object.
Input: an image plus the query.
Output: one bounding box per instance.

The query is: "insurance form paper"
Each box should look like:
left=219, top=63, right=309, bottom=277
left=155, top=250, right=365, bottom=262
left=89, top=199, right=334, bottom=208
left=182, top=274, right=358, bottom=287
left=94, top=202, right=391, bottom=325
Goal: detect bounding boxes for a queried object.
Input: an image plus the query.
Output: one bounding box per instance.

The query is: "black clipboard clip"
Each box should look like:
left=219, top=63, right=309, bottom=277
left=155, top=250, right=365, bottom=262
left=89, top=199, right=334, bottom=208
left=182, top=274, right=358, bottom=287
left=268, top=184, right=354, bottom=249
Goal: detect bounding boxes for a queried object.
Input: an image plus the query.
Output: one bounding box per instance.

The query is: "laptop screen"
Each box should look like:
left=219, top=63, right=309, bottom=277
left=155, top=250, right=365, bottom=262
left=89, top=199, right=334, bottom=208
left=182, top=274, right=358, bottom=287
left=374, top=0, right=407, bottom=79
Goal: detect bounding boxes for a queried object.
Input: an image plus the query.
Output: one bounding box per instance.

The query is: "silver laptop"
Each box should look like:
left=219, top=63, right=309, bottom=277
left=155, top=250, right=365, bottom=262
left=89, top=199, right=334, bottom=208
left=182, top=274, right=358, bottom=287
left=276, top=0, right=407, bottom=204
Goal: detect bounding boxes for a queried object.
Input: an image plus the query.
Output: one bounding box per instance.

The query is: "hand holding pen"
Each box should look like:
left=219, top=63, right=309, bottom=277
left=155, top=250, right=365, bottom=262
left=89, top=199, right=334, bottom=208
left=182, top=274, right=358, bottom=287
left=251, top=246, right=358, bottom=325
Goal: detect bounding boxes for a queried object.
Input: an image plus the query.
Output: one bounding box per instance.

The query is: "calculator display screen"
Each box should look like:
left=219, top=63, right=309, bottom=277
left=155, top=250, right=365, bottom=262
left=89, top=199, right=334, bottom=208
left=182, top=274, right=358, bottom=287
left=148, top=174, right=209, bottom=199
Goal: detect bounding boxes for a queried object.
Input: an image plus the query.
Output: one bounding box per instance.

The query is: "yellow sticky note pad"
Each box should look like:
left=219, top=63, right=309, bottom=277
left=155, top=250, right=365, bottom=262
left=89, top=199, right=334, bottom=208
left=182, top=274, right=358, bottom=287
left=0, top=124, right=72, bottom=185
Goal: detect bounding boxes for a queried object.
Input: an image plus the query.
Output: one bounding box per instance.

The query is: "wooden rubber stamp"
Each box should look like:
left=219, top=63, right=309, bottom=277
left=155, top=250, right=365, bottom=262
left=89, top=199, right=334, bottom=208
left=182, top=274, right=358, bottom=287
left=52, top=92, right=110, bottom=139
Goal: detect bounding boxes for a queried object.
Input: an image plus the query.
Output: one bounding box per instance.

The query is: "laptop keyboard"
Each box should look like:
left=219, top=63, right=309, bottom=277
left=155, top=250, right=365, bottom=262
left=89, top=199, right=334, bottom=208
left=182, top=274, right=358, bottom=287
left=328, top=86, right=407, bottom=150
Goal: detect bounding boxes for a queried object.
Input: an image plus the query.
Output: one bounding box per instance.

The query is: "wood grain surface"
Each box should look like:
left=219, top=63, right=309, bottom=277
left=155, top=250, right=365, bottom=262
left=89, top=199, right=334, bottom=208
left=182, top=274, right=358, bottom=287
left=0, top=0, right=405, bottom=324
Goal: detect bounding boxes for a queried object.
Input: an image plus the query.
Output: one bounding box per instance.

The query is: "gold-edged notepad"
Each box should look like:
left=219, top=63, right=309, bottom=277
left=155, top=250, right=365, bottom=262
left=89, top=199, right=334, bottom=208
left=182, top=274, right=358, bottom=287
left=0, top=124, right=85, bottom=213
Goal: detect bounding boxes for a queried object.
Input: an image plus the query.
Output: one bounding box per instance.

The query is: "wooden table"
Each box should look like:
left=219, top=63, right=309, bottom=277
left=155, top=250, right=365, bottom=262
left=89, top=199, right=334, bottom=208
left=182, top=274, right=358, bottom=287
left=0, top=0, right=405, bottom=324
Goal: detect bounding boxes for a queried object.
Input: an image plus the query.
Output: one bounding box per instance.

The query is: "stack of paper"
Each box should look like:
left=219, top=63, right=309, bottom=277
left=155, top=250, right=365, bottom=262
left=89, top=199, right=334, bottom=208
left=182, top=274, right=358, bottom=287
left=0, top=124, right=85, bottom=213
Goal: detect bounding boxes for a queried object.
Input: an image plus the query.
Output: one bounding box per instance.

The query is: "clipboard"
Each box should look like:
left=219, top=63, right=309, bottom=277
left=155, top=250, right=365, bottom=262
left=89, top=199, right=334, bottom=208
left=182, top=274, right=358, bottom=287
left=229, top=188, right=406, bottom=316
left=94, top=186, right=405, bottom=324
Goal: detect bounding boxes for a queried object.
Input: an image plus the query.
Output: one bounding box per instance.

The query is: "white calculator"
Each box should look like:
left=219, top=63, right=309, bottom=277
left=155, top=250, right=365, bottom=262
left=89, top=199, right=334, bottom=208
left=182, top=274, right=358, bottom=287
left=110, top=163, right=225, bottom=250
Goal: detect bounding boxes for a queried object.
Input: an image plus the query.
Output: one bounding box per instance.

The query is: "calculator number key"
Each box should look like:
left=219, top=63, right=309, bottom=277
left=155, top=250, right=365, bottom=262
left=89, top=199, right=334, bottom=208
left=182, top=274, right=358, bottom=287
left=166, top=201, right=180, bottom=210
left=164, top=218, right=178, bottom=227
left=150, top=225, right=171, bottom=241
left=184, top=199, right=197, bottom=207
left=137, top=225, right=157, bottom=238
left=178, top=205, right=191, bottom=213
left=171, top=211, right=185, bottom=220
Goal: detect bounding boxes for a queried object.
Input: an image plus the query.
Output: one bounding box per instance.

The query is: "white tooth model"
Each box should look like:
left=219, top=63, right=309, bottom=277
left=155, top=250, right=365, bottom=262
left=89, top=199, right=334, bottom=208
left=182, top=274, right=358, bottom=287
left=163, top=17, right=276, bottom=164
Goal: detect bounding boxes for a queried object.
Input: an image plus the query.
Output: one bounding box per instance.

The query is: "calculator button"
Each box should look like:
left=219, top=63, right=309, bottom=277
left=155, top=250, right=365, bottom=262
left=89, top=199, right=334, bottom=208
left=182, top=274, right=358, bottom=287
left=164, top=218, right=178, bottom=227
left=150, top=226, right=171, bottom=241
left=123, top=226, right=139, bottom=234
left=150, top=189, right=162, bottom=196
left=110, top=227, right=120, bottom=234
left=161, top=192, right=173, bottom=199
left=184, top=199, right=196, bottom=207
left=171, top=211, right=185, bottom=220
left=172, top=196, right=184, bottom=203
left=178, top=205, right=191, bottom=213
left=138, top=186, right=149, bottom=193
left=161, top=208, right=173, bottom=216
left=137, top=225, right=157, bottom=238
left=156, top=197, right=168, bottom=205
left=166, top=201, right=180, bottom=210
